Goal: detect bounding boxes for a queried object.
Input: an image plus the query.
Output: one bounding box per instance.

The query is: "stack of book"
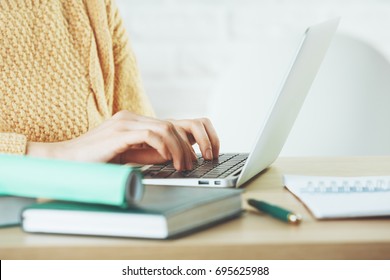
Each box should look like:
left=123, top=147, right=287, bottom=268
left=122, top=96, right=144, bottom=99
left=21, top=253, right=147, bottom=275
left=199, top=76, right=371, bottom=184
left=0, top=155, right=242, bottom=239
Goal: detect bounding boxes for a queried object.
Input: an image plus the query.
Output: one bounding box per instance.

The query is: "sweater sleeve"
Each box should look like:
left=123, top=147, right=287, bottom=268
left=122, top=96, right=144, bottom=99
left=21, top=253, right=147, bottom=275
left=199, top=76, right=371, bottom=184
left=106, top=0, right=155, bottom=117
left=0, top=133, right=27, bottom=155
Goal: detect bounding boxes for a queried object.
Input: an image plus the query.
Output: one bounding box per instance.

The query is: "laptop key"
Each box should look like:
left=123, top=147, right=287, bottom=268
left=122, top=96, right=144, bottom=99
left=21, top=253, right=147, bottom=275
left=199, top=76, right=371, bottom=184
left=203, top=174, right=219, bottom=178
left=168, top=172, right=186, bottom=178
left=152, top=170, right=175, bottom=178
left=187, top=170, right=209, bottom=177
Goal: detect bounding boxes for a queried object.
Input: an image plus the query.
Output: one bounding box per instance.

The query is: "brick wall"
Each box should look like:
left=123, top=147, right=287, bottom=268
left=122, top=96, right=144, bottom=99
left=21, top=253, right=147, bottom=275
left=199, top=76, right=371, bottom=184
left=116, top=0, right=390, bottom=155
left=117, top=0, right=390, bottom=116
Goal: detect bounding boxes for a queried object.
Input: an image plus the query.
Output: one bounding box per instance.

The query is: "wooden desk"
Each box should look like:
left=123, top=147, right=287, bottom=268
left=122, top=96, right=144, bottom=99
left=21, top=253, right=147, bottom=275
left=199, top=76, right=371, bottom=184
left=1, top=157, right=389, bottom=259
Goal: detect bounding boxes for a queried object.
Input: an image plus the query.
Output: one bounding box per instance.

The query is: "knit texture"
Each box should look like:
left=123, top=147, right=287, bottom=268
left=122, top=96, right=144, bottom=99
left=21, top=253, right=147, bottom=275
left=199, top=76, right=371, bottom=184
left=0, top=0, right=154, bottom=154
left=0, top=133, right=27, bottom=155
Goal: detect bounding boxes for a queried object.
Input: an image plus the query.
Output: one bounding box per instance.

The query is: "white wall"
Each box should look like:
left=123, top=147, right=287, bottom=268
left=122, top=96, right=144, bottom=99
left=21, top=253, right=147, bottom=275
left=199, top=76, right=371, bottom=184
left=116, top=0, right=390, bottom=156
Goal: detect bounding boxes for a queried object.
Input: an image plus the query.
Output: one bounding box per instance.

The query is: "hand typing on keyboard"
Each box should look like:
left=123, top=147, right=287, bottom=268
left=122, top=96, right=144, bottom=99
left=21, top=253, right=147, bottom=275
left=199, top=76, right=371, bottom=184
left=167, top=118, right=220, bottom=159
left=28, top=111, right=220, bottom=171
left=121, top=117, right=220, bottom=171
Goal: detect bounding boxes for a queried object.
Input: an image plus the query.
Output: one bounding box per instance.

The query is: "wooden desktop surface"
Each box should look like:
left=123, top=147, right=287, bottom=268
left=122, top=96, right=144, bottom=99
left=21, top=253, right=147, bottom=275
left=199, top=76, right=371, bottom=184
left=1, top=157, right=390, bottom=260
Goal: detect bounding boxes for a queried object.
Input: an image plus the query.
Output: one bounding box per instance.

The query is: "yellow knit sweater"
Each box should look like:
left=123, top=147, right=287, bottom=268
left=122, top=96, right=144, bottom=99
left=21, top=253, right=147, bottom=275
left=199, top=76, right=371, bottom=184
left=0, top=0, right=154, bottom=155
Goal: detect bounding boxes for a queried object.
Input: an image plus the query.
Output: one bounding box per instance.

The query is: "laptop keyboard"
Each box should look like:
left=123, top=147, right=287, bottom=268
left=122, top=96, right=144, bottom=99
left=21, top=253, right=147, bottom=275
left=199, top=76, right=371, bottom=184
left=143, top=153, right=249, bottom=179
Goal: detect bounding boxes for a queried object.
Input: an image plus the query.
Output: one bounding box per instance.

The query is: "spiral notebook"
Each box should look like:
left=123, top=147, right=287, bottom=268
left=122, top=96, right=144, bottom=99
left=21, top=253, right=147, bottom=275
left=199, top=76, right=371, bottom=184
left=284, top=175, right=390, bottom=219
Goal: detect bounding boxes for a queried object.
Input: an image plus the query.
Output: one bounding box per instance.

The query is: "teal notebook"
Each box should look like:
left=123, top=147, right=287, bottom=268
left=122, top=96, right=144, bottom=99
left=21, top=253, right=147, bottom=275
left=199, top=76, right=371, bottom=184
left=21, top=185, right=243, bottom=239
left=0, top=155, right=143, bottom=207
left=0, top=196, right=35, bottom=227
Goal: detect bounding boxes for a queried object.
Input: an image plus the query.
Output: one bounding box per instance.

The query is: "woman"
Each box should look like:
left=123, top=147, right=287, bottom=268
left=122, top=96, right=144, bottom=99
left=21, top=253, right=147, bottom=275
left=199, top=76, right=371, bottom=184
left=0, top=0, right=219, bottom=171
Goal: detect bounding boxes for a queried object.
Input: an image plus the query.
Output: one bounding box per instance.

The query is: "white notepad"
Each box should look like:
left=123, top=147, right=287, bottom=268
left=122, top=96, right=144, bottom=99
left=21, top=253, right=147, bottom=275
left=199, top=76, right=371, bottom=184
left=284, top=175, right=390, bottom=219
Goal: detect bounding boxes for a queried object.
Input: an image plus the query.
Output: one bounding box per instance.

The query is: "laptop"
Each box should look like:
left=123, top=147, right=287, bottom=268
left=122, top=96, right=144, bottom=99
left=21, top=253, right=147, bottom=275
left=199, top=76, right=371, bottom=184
left=142, top=18, right=340, bottom=188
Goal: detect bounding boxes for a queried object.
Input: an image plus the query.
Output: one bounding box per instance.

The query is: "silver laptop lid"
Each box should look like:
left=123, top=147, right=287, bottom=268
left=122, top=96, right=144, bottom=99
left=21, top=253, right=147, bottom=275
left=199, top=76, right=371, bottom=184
left=236, top=18, right=340, bottom=187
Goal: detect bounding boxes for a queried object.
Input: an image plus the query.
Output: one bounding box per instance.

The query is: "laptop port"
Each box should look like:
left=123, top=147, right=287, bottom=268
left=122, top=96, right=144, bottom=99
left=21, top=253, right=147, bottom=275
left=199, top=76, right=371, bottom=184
left=214, top=181, right=221, bottom=185
left=198, top=180, right=209, bottom=185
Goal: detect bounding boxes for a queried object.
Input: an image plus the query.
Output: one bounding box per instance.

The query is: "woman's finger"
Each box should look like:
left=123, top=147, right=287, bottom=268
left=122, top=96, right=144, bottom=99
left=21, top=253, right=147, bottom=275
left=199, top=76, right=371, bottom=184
left=171, top=118, right=220, bottom=160
left=111, top=117, right=187, bottom=170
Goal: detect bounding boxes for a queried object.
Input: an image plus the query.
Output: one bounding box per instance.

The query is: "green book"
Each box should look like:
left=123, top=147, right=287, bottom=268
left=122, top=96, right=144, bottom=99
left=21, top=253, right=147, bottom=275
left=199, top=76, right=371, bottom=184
left=0, top=155, right=143, bottom=207
left=21, top=185, right=243, bottom=239
left=0, top=196, right=36, bottom=227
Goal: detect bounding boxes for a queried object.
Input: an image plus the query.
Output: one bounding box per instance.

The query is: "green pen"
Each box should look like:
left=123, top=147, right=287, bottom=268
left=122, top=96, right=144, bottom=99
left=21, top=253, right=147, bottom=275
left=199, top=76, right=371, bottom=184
left=248, top=199, right=302, bottom=224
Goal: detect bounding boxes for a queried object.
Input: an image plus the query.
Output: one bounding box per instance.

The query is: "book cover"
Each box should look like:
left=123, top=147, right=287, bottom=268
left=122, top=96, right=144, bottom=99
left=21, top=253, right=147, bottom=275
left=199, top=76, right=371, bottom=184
left=0, top=155, right=143, bottom=207
left=22, top=185, right=243, bottom=239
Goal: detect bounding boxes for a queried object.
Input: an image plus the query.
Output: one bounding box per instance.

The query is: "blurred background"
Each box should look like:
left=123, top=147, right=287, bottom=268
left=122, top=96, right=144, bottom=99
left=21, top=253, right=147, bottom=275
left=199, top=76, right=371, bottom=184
left=116, top=0, right=390, bottom=156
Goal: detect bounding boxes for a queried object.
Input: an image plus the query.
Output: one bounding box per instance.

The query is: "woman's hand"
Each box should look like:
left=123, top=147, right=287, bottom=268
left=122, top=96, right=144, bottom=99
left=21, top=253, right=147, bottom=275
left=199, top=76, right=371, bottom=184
left=167, top=118, right=220, bottom=160
left=120, top=117, right=221, bottom=166
left=26, top=111, right=219, bottom=170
